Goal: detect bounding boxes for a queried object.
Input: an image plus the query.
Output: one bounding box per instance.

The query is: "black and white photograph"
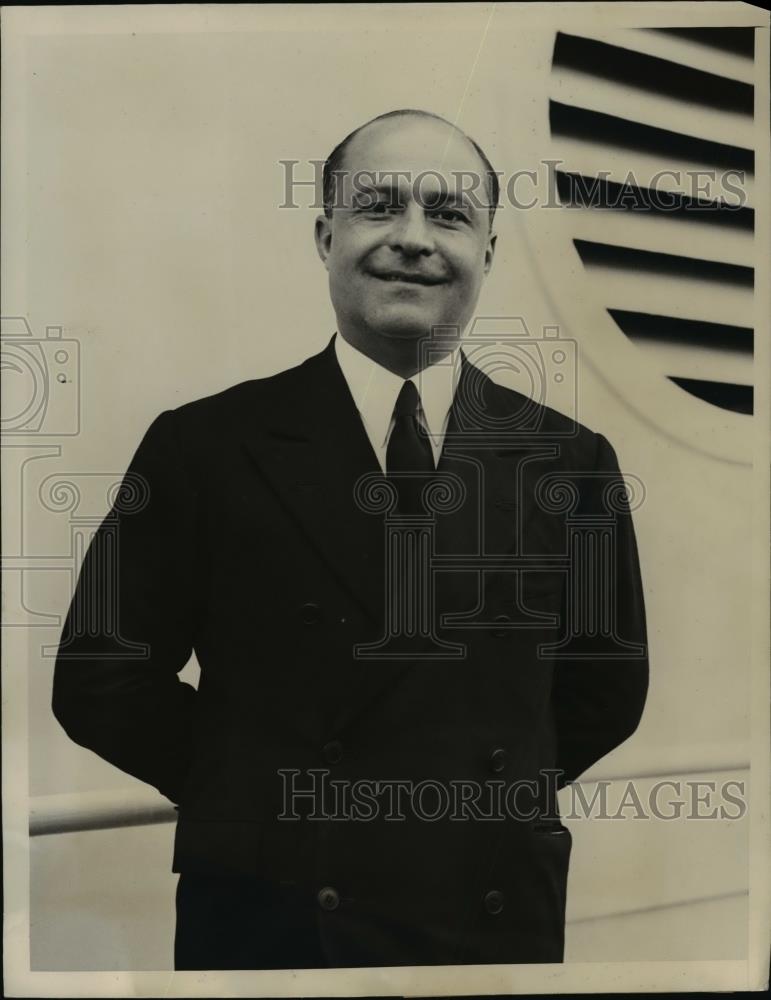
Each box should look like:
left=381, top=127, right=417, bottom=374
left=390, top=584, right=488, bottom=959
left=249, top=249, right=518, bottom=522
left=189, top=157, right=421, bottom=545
left=2, top=2, right=770, bottom=996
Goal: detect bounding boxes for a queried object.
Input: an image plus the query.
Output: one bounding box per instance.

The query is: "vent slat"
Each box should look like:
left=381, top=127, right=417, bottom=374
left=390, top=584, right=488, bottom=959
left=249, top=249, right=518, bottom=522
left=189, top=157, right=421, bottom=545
left=553, top=33, right=753, bottom=114
left=608, top=310, right=753, bottom=354
left=650, top=27, right=755, bottom=59
left=668, top=377, right=753, bottom=415
left=552, top=143, right=754, bottom=206
left=550, top=101, right=754, bottom=174
left=554, top=171, right=754, bottom=228
left=550, top=66, right=755, bottom=150
left=630, top=338, right=753, bottom=385
left=574, top=240, right=753, bottom=287
left=564, top=29, right=755, bottom=84
left=566, top=209, right=754, bottom=267
left=583, top=267, right=753, bottom=328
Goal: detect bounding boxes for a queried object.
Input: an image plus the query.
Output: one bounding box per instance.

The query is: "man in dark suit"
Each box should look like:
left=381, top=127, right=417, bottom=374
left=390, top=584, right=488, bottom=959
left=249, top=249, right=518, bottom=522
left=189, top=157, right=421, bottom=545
left=53, top=109, right=649, bottom=970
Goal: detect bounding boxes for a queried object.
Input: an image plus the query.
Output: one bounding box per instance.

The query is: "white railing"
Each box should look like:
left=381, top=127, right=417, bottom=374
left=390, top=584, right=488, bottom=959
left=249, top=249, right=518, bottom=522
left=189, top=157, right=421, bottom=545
left=29, top=752, right=749, bottom=837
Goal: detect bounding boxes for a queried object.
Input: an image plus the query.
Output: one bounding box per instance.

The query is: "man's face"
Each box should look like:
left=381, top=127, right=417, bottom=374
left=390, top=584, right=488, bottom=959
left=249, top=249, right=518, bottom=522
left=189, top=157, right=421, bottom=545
left=315, top=116, right=496, bottom=351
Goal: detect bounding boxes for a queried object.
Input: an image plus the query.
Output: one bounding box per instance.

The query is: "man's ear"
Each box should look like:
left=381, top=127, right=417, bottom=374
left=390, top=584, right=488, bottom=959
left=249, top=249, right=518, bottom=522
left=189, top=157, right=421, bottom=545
left=314, top=213, right=333, bottom=268
left=483, top=232, right=497, bottom=276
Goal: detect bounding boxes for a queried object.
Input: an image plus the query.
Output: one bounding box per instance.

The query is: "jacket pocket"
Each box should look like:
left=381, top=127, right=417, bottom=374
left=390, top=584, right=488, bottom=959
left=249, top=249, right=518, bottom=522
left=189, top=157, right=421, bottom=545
left=532, top=816, right=571, bottom=836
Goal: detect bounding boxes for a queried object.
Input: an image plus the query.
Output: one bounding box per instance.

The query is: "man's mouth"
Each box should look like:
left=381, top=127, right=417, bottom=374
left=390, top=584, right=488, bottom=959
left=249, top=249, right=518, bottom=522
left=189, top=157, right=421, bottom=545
left=368, top=270, right=446, bottom=286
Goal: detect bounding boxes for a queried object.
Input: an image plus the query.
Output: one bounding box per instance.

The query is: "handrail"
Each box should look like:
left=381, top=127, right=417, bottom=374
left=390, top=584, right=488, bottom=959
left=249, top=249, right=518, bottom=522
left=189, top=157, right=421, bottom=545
left=30, top=789, right=176, bottom=836
left=29, top=758, right=749, bottom=837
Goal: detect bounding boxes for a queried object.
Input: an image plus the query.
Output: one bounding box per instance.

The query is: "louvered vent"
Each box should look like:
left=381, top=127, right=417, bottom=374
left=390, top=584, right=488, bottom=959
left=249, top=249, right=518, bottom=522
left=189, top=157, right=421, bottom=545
left=549, top=27, right=755, bottom=415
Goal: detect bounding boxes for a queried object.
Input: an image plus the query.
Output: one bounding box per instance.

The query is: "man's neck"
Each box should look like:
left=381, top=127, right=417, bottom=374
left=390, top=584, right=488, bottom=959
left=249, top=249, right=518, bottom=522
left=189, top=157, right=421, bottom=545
left=337, top=327, right=461, bottom=378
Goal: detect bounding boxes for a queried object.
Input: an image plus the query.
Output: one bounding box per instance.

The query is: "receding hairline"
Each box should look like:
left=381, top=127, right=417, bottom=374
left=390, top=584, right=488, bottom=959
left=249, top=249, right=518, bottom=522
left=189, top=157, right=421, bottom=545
left=337, top=109, right=487, bottom=173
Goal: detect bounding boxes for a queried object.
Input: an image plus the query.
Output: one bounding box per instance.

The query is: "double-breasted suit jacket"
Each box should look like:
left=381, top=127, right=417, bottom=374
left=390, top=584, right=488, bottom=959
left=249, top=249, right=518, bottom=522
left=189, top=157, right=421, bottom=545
left=53, top=333, right=649, bottom=966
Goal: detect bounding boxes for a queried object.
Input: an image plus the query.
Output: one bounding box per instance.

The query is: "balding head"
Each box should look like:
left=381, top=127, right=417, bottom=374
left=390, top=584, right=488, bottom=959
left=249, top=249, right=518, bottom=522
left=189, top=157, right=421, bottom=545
left=322, top=109, right=499, bottom=230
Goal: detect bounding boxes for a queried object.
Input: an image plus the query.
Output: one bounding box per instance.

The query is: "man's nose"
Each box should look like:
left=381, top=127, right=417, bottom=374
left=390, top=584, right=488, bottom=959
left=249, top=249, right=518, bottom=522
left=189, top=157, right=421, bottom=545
left=389, top=203, right=434, bottom=256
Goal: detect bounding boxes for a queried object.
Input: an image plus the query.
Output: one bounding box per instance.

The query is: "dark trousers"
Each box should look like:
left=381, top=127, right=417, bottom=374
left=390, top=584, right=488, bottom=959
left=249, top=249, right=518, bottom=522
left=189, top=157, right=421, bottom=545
left=174, top=871, right=328, bottom=971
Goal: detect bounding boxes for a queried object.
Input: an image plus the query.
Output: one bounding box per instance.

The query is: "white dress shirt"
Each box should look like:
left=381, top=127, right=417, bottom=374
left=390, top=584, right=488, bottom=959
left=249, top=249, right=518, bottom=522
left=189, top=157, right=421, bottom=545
left=334, top=332, right=461, bottom=472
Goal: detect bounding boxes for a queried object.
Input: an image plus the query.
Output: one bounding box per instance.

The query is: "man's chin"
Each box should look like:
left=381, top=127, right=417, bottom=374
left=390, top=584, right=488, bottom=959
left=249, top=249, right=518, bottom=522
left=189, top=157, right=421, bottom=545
left=367, top=311, right=457, bottom=342
left=373, top=324, right=431, bottom=341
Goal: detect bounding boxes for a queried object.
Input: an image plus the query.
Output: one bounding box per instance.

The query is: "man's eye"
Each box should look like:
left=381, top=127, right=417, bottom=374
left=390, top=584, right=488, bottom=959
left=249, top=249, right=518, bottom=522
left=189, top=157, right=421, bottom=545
left=432, top=209, right=467, bottom=223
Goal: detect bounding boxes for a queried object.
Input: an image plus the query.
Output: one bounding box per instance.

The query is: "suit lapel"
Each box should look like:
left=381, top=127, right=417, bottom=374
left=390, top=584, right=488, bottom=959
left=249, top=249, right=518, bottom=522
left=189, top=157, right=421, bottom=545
left=434, top=357, right=563, bottom=626
left=242, top=335, right=388, bottom=629
left=435, top=353, right=551, bottom=560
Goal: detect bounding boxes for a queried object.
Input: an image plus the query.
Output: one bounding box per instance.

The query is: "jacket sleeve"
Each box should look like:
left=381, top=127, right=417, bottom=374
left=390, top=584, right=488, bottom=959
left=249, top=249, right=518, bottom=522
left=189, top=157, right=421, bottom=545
left=550, top=431, right=649, bottom=789
left=52, top=409, right=199, bottom=804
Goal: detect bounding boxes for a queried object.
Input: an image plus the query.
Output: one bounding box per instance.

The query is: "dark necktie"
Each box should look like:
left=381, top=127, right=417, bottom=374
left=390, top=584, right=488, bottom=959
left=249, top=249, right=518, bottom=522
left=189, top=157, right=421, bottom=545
left=386, top=379, right=435, bottom=514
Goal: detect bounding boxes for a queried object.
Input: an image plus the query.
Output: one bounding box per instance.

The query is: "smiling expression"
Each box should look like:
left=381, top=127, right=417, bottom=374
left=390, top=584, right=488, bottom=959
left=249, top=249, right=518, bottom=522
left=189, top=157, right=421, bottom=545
left=315, top=114, right=497, bottom=356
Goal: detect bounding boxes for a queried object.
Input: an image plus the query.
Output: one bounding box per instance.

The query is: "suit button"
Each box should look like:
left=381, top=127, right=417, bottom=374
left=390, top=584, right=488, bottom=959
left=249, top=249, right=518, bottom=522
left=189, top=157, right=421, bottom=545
left=301, top=602, right=322, bottom=625
left=492, top=614, right=510, bottom=639
left=489, top=748, right=507, bottom=773
left=484, top=889, right=504, bottom=915
left=323, top=740, right=343, bottom=764
left=317, top=886, right=339, bottom=911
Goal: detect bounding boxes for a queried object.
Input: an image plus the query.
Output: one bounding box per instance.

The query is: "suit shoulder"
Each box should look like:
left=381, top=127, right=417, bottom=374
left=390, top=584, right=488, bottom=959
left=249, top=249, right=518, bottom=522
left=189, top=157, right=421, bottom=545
left=128, top=351, right=321, bottom=472
left=489, top=378, right=603, bottom=466
left=160, top=352, right=315, bottom=430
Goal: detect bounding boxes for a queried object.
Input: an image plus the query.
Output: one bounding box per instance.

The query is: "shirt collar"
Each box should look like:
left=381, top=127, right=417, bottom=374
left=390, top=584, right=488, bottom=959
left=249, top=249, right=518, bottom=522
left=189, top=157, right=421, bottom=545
left=334, top=332, right=461, bottom=447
